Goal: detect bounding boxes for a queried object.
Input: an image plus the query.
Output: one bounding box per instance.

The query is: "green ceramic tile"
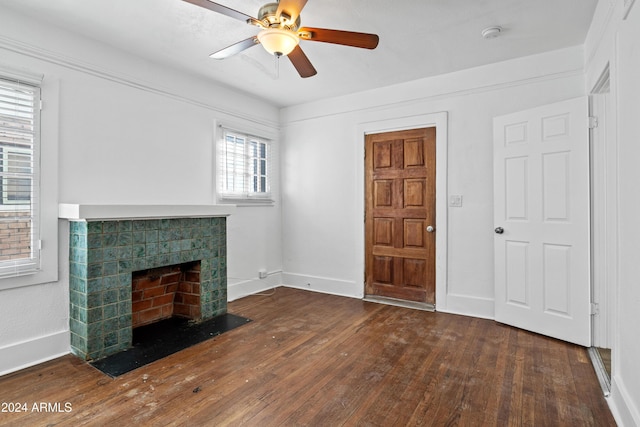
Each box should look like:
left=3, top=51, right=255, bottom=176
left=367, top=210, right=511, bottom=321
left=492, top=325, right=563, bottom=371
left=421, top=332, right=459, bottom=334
left=69, top=277, right=87, bottom=293
left=87, top=322, right=103, bottom=339
left=117, top=221, right=132, bottom=232
left=118, top=328, right=132, bottom=345
left=118, top=246, right=132, bottom=260
left=87, top=221, right=103, bottom=234
left=70, top=332, right=86, bottom=351
left=146, top=242, right=158, bottom=256
left=69, top=262, right=86, bottom=279
left=103, top=317, right=119, bottom=333
left=133, top=231, right=145, bottom=244
left=103, top=275, right=119, bottom=290
left=132, top=220, right=146, bottom=231
left=117, top=232, right=132, bottom=246
left=87, top=248, right=103, bottom=263
left=87, top=292, right=102, bottom=308
left=103, top=289, right=118, bottom=305
left=103, top=261, right=118, bottom=276
left=87, top=307, right=103, bottom=324
left=145, top=219, right=160, bottom=230
left=118, top=259, right=132, bottom=273
left=103, top=221, right=117, bottom=233
left=87, top=263, right=103, bottom=279
left=118, top=285, right=130, bottom=300
left=118, top=301, right=132, bottom=316
left=70, top=233, right=87, bottom=250
left=87, top=278, right=103, bottom=293
left=87, top=234, right=103, bottom=249
left=118, top=314, right=132, bottom=329
left=103, top=233, right=118, bottom=247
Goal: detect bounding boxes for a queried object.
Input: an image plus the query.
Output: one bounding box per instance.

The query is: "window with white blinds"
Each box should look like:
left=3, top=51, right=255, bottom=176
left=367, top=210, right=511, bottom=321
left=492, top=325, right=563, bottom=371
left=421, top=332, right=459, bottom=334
left=0, top=78, right=41, bottom=278
left=219, top=127, right=272, bottom=202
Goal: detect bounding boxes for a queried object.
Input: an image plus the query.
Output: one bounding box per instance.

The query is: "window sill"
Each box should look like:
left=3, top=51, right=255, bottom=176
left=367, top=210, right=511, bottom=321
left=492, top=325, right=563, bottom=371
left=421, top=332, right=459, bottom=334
left=217, top=197, right=275, bottom=207
left=0, top=269, right=58, bottom=291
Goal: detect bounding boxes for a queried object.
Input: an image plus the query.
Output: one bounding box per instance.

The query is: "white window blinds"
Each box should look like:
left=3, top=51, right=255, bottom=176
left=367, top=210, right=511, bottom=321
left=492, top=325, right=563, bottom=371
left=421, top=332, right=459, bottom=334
left=219, top=127, right=272, bottom=201
left=0, top=78, right=41, bottom=278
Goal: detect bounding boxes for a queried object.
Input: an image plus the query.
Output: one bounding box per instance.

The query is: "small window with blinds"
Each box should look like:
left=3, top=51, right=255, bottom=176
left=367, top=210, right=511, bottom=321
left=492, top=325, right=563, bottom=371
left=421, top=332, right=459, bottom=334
left=0, top=78, right=41, bottom=278
left=219, top=128, right=272, bottom=203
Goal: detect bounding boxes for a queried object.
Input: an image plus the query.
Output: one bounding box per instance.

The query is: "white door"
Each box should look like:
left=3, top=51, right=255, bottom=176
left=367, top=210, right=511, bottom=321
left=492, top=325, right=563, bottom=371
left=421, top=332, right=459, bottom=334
left=493, top=97, right=591, bottom=347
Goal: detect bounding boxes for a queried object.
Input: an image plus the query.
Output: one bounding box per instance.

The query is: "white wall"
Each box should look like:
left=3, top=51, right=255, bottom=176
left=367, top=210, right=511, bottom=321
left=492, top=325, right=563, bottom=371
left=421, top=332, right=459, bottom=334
left=0, top=7, right=282, bottom=375
left=280, top=46, right=586, bottom=318
left=585, top=1, right=640, bottom=424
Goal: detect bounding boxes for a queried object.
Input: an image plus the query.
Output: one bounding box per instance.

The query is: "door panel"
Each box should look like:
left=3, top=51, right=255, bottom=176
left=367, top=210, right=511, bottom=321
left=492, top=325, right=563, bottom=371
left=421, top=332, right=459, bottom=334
left=494, top=96, right=590, bottom=346
left=365, top=128, right=436, bottom=304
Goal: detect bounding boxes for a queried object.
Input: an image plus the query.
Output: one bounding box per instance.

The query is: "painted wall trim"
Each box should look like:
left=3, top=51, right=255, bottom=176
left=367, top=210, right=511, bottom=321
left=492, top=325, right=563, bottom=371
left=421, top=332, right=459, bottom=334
left=283, top=69, right=583, bottom=125
left=0, top=35, right=279, bottom=130
left=281, top=272, right=361, bottom=299
left=356, top=112, right=449, bottom=311
left=0, top=331, right=69, bottom=377
left=227, top=272, right=283, bottom=302
left=437, top=294, right=494, bottom=320
left=281, top=47, right=584, bottom=124
left=609, top=377, right=640, bottom=426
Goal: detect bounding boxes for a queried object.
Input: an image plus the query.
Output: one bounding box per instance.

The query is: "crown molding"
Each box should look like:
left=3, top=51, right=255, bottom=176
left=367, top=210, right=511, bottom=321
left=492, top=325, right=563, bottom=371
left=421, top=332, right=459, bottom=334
left=282, top=66, right=584, bottom=124
left=0, top=34, right=279, bottom=130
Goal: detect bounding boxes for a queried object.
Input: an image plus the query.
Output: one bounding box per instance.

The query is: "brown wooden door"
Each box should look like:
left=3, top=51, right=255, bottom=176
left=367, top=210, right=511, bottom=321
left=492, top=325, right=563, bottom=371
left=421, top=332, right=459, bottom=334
left=365, top=127, right=436, bottom=304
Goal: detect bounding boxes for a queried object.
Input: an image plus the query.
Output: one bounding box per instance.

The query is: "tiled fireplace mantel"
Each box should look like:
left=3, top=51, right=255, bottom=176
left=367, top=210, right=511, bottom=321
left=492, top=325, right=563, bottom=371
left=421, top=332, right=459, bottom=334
left=59, top=204, right=234, bottom=361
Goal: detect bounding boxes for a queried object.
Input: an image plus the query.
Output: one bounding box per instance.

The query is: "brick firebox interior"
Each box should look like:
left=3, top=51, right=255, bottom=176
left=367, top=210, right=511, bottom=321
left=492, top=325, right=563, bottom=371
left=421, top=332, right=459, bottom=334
left=131, top=262, right=202, bottom=328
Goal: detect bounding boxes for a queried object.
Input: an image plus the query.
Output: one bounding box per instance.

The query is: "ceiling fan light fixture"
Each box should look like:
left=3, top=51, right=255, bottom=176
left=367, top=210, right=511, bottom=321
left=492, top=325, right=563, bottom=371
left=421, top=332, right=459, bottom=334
left=257, top=28, right=299, bottom=56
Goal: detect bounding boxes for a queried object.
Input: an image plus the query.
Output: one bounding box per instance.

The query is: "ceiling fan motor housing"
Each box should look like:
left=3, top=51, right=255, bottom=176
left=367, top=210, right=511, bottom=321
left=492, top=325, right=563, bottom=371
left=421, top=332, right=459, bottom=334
left=257, top=2, right=300, bottom=30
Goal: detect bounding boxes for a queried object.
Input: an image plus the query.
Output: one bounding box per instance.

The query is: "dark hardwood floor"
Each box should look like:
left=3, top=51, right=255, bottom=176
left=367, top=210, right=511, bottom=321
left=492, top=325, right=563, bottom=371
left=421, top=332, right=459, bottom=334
left=0, top=288, right=615, bottom=426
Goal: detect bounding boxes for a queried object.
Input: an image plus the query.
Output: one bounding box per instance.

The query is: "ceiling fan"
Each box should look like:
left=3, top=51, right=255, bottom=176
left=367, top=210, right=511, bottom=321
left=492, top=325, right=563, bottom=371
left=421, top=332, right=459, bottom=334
left=182, top=0, right=379, bottom=78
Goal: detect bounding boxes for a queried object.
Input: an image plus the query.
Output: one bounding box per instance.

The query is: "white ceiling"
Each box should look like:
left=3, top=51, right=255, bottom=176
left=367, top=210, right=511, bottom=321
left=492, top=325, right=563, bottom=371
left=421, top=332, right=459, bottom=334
left=1, top=0, right=597, bottom=107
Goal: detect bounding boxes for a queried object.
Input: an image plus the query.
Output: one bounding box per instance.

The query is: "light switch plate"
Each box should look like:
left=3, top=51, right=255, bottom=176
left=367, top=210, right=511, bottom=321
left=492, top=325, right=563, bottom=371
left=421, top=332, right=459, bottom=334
left=449, top=195, right=463, bottom=207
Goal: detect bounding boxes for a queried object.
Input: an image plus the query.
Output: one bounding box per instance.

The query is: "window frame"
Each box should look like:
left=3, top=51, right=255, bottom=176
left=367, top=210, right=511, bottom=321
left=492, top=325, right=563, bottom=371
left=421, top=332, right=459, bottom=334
left=0, top=66, right=58, bottom=290
left=217, top=126, right=274, bottom=205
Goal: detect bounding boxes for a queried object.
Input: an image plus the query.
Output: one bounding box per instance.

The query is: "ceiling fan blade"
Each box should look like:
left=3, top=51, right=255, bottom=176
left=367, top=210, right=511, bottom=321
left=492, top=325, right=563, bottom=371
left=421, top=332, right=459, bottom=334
left=298, top=27, right=379, bottom=49
left=210, top=36, right=259, bottom=59
left=288, top=45, right=317, bottom=78
left=276, top=0, right=308, bottom=23
left=182, top=0, right=255, bottom=23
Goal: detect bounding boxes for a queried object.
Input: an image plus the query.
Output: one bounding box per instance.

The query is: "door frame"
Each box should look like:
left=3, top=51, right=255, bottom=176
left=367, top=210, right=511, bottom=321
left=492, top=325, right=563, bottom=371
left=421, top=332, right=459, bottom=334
left=356, top=112, right=448, bottom=307
left=590, top=66, right=615, bottom=350
left=588, top=64, right=618, bottom=395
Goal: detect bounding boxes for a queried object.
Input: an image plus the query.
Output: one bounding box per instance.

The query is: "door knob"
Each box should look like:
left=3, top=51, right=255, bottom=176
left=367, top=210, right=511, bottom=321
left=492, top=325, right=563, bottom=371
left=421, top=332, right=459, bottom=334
left=495, top=227, right=504, bottom=234
left=426, top=226, right=435, bottom=233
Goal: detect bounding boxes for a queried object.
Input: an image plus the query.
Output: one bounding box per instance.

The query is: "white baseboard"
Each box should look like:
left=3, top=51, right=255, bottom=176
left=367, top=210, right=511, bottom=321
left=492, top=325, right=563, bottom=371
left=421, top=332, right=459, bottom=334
left=281, top=272, right=362, bottom=299
left=227, top=272, right=283, bottom=302
left=609, top=376, right=640, bottom=427
left=0, top=330, right=70, bottom=377
left=437, top=293, right=494, bottom=320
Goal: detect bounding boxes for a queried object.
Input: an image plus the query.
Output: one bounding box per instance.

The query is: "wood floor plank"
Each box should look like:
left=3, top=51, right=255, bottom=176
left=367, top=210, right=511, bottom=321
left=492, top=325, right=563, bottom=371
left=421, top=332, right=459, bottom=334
left=0, top=288, right=615, bottom=426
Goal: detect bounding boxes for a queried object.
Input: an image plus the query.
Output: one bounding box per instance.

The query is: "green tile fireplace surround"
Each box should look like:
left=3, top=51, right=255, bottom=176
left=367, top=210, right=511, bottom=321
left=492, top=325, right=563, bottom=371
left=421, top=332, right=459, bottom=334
left=61, top=205, right=234, bottom=361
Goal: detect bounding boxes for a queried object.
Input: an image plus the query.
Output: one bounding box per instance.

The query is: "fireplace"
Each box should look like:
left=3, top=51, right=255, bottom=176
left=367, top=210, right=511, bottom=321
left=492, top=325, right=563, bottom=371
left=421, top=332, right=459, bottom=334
left=61, top=205, right=233, bottom=361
